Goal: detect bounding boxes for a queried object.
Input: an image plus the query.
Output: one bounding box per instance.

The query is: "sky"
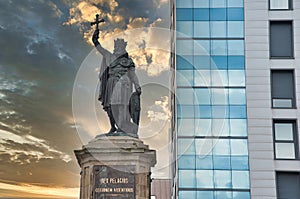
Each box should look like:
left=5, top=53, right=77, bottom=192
left=0, top=0, right=171, bottom=198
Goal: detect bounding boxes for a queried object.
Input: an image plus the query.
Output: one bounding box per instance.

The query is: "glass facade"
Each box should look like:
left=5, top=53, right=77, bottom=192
left=175, top=0, right=250, bottom=198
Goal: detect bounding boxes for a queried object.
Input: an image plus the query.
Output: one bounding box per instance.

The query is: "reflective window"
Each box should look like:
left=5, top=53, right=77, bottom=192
left=274, top=120, right=298, bottom=159
left=177, top=105, right=194, bottom=118
left=179, top=190, right=196, bottom=199
left=213, top=139, right=230, bottom=155
left=228, top=56, right=244, bottom=69
left=227, top=8, right=244, bottom=20
left=232, top=192, right=251, bottom=199
left=270, top=0, right=291, bottom=10
left=211, top=70, right=228, bottom=86
left=194, top=40, right=210, bottom=55
left=232, top=171, right=250, bottom=189
left=230, top=105, right=246, bottom=118
left=228, top=0, right=244, bottom=8
left=213, top=155, right=231, bottom=170
left=177, top=40, right=193, bottom=55
left=177, top=21, right=193, bottom=37
left=211, top=56, right=227, bottom=69
left=194, top=0, right=210, bottom=8
left=176, top=70, right=193, bottom=86
left=194, top=55, right=210, bottom=69
left=176, top=0, right=193, bottom=8
left=231, top=156, right=249, bottom=170
left=196, top=105, right=212, bottom=118
left=177, top=88, right=194, bottom=105
left=179, top=170, right=196, bottom=188
left=228, top=21, right=244, bottom=38
left=195, top=119, right=211, bottom=136
left=197, top=191, right=214, bottom=199
left=228, top=40, right=244, bottom=55
left=195, top=88, right=211, bottom=105
left=178, top=138, right=195, bottom=155
left=214, top=170, right=232, bottom=188
left=177, top=8, right=193, bottom=21
left=210, top=8, right=227, bottom=21
left=231, top=139, right=248, bottom=156
left=275, top=143, right=295, bottom=159
left=177, top=55, right=193, bottom=70
left=230, top=119, right=247, bottom=136
left=178, top=155, right=195, bottom=169
left=178, top=118, right=194, bottom=136
left=196, top=155, right=213, bottom=169
left=194, top=8, right=210, bottom=21
left=215, top=191, right=233, bottom=199
left=194, top=21, right=210, bottom=38
left=228, top=70, right=245, bottom=86
left=212, top=88, right=228, bottom=105
left=195, top=139, right=213, bottom=155
left=212, top=119, right=229, bottom=136
left=211, top=40, right=227, bottom=55
left=196, top=170, right=214, bottom=188
left=211, top=0, right=226, bottom=8
left=229, top=89, right=246, bottom=105
left=212, top=105, right=229, bottom=118
left=211, top=21, right=227, bottom=38
left=194, top=70, right=211, bottom=86
left=275, top=123, right=294, bottom=140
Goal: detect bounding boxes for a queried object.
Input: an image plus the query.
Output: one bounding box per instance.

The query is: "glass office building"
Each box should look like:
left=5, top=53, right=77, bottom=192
left=171, top=0, right=250, bottom=198
left=171, top=0, right=300, bottom=198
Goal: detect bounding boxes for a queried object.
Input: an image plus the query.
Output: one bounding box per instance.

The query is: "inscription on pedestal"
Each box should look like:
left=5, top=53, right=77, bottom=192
left=93, top=165, right=136, bottom=199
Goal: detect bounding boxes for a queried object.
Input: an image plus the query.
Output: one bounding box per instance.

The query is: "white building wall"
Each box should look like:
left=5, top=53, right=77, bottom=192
left=245, top=0, right=300, bottom=198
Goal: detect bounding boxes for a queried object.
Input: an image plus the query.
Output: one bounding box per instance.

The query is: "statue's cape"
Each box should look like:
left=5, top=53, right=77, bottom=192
left=98, top=57, right=108, bottom=105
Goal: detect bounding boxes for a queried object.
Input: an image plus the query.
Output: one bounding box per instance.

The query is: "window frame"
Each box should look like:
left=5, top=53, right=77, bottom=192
left=273, top=120, right=299, bottom=160
left=271, top=69, right=296, bottom=109
left=269, top=20, right=294, bottom=59
left=269, top=0, right=293, bottom=10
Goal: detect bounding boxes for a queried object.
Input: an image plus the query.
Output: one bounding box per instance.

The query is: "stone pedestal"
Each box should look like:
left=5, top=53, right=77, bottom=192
left=74, top=136, right=156, bottom=199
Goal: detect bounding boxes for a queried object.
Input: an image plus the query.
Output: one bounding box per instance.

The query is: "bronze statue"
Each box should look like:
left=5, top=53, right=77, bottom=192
left=91, top=15, right=141, bottom=138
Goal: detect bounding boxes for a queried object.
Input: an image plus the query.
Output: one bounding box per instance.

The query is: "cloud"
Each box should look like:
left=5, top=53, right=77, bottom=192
left=0, top=181, right=78, bottom=198
left=63, top=0, right=170, bottom=76
left=147, top=96, right=170, bottom=122
left=0, top=129, right=72, bottom=164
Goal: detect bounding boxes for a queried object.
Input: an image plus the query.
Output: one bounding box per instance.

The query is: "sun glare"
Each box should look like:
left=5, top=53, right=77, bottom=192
left=0, top=182, right=79, bottom=198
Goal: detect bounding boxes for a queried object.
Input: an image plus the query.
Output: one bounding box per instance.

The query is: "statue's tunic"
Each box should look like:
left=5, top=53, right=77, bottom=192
left=106, top=56, right=137, bottom=106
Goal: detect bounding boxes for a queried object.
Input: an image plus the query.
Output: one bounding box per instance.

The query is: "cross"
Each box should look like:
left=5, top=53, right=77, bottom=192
left=91, top=14, right=105, bottom=30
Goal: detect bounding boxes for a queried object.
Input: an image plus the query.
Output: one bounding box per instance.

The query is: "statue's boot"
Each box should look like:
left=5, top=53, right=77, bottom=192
left=106, top=111, right=117, bottom=135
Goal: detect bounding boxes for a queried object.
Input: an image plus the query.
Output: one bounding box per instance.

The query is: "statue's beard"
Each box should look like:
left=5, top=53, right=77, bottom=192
left=114, top=51, right=126, bottom=57
left=114, top=50, right=126, bottom=57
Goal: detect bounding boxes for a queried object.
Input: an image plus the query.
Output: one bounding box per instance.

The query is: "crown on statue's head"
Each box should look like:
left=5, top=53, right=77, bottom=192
left=114, top=38, right=127, bottom=49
